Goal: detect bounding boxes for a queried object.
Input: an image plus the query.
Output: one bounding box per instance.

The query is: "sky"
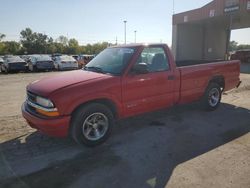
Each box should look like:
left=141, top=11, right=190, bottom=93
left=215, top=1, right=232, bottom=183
left=0, top=0, right=249, bottom=45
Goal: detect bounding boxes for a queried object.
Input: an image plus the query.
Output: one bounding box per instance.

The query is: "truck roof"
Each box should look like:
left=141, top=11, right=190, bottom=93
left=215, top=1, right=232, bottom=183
left=111, top=43, right=167, bottom=48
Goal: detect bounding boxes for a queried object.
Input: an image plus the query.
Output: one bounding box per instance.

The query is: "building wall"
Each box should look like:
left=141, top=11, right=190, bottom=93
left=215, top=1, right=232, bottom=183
left=174, top=24, right=204, bottom=61
left=172, top=0, right=250, bottom=62
left=203, top=24, right=228, bottom=60
left=172, top=22, right=228, bottom=61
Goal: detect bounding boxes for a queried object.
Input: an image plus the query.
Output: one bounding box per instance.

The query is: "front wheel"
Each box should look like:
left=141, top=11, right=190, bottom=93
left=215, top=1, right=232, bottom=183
left=70, top=103, right=114, bottom=147
left=29, top=64, right=36, bottom=72
left=201, top=83, right=222, bottom=111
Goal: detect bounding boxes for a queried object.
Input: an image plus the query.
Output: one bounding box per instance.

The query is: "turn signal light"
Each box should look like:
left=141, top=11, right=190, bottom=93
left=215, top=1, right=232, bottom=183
left=36, top=108, right=60, bottom=117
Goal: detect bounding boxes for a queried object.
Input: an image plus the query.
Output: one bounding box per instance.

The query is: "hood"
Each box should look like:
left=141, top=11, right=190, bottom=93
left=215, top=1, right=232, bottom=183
left=27, top=70, right=112, bottom=97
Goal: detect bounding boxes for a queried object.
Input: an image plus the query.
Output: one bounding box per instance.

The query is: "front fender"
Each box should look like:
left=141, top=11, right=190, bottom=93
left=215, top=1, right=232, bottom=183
left=63, top=93, right=123, bottom=118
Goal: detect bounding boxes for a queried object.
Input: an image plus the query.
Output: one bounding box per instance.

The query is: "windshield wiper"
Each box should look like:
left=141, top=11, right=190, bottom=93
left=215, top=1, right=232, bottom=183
left=84, top=66, right=105, bottom=73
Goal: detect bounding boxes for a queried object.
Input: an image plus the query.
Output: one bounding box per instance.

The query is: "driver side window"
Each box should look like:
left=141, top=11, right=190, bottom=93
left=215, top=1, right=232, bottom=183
left=134, top=47, right=169, bottom=73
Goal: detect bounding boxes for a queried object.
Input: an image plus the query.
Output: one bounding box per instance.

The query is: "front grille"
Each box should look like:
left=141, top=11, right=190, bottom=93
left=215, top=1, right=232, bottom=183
left=26, top=91, right=37, bottom=113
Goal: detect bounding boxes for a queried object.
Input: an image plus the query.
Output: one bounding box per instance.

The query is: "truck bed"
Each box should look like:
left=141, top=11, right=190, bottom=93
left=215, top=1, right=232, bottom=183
left=176, top=60, right=240, bottom=104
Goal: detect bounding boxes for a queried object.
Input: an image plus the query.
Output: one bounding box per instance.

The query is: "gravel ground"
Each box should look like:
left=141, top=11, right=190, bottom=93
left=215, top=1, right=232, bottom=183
left=0, top=71, right=249, bottom=188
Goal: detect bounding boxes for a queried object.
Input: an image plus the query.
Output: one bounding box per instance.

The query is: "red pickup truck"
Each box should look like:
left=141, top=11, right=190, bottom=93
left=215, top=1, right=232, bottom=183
left=22, top=44, right=241, bottom=146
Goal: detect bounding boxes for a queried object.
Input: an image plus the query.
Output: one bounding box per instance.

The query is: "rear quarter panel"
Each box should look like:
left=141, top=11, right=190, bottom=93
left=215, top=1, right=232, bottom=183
left=178, top=60, right=240, bottom=104
left=221, top=60, right=240, bottom=91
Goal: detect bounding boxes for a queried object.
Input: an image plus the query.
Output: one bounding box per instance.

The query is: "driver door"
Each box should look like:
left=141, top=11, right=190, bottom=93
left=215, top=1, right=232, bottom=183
left=122, top=46, right=174, bottom=117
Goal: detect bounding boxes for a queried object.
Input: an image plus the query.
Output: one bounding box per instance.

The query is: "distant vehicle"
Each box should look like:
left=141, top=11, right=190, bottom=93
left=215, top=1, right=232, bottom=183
left=231, top=49, right=250, bottom=63
left=72, top=55, right=79, bottom=61
left=27, top=55, right=54, bottom=71
left=54, top=55, right=78, bottom=70
left=77, top=54, right=95, bottom=68
left=20, top=55, right=30, bottom=62
left=1, top=56, right=27, bottom=73
left=52, top=53, right=62, bottom=57
left=0, top=57, right=4, bottom=67
left=51, top=53, right=62, bottom=61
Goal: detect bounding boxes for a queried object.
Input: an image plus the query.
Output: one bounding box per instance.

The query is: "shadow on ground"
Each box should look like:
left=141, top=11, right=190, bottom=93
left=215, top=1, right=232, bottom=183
left=0, top=102, right=250, bottom=188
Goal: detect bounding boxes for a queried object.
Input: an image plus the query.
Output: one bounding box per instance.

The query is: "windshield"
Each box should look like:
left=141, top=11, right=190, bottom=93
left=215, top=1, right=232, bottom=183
left=85, top=47, right=135, bottom=75
left=60, top=55, right=75, bottom=61
left=36, top=55, right=52, bottom=61
left=6, top=56, right=25, bottom=63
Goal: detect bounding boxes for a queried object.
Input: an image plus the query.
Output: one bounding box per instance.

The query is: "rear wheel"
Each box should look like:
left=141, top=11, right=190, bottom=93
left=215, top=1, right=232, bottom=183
left=70, top=103, right=114, bottom=147
left=202, top=83, right=222, bottom=111
left=29, top=64, right=35, bottom=72
left=4, top=67, right=8, bottom=73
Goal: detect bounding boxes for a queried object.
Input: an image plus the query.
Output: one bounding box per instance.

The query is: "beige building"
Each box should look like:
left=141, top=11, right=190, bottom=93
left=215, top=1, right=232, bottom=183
left=172, top=0, right=250, bottom=61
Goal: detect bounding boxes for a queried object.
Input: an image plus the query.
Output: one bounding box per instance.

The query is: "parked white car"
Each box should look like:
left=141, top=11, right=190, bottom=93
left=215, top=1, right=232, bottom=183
left=54, top=55, right=78, bottom=71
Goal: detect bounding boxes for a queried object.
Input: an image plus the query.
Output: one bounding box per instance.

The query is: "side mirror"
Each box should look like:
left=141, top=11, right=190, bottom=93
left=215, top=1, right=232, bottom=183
left=131, top=63, right=149, bottom=74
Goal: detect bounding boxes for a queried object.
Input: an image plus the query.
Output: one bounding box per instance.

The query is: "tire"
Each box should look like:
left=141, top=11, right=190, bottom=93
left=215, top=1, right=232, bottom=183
left=5, top=67, right=9, bottom=74
left=29, top=64, right=37, bottom=72
left=201, top=83, right=222, bottom=111
left=58, top=65, right=62, bottom=71
left=70, top=103, right=114, bottom=147
left=29, top=64, right=33, bottom=72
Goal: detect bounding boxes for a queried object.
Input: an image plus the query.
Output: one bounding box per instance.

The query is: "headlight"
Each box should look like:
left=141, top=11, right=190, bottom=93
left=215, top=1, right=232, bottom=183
left=36, top=96, right=54, bottom=108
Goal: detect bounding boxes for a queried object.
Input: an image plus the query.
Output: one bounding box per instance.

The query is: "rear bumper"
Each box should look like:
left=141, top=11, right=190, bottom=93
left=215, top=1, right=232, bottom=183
left=60, top=67, right=78, bottom=70
left=36, top=64, right=54, bottom=70
left=59, top=63, right=78, bottom=70
left=21, top=103, right=71, bottom=137
left=9, top=66, right=27, bottom=71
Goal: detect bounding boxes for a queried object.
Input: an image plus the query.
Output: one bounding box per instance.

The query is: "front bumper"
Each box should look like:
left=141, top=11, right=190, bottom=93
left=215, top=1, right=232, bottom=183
left=22, top=103, right=71, bottom=137
left=36, top=62, right=54, bottom=70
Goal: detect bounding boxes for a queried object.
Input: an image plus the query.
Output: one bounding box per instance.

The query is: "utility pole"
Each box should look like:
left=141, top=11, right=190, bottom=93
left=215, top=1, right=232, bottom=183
left=116, top=36, right=118, bottom=45
left=225, top=15, right=233, bottom=60
left=173, top=0, right=175, bottom=14
left=134, top=30, right=137, bottom=43
left=124, top=20, right=127, bottom=44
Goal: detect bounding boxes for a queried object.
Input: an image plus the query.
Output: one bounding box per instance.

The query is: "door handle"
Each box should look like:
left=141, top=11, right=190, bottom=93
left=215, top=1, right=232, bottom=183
left=168, top=75, right=175, bottom=80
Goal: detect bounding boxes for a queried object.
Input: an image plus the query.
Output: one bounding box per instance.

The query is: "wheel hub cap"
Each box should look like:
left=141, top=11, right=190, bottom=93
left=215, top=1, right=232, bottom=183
left=208, top=88, right=220, bottom=107
left=82, top=113, right=108, bottom=141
